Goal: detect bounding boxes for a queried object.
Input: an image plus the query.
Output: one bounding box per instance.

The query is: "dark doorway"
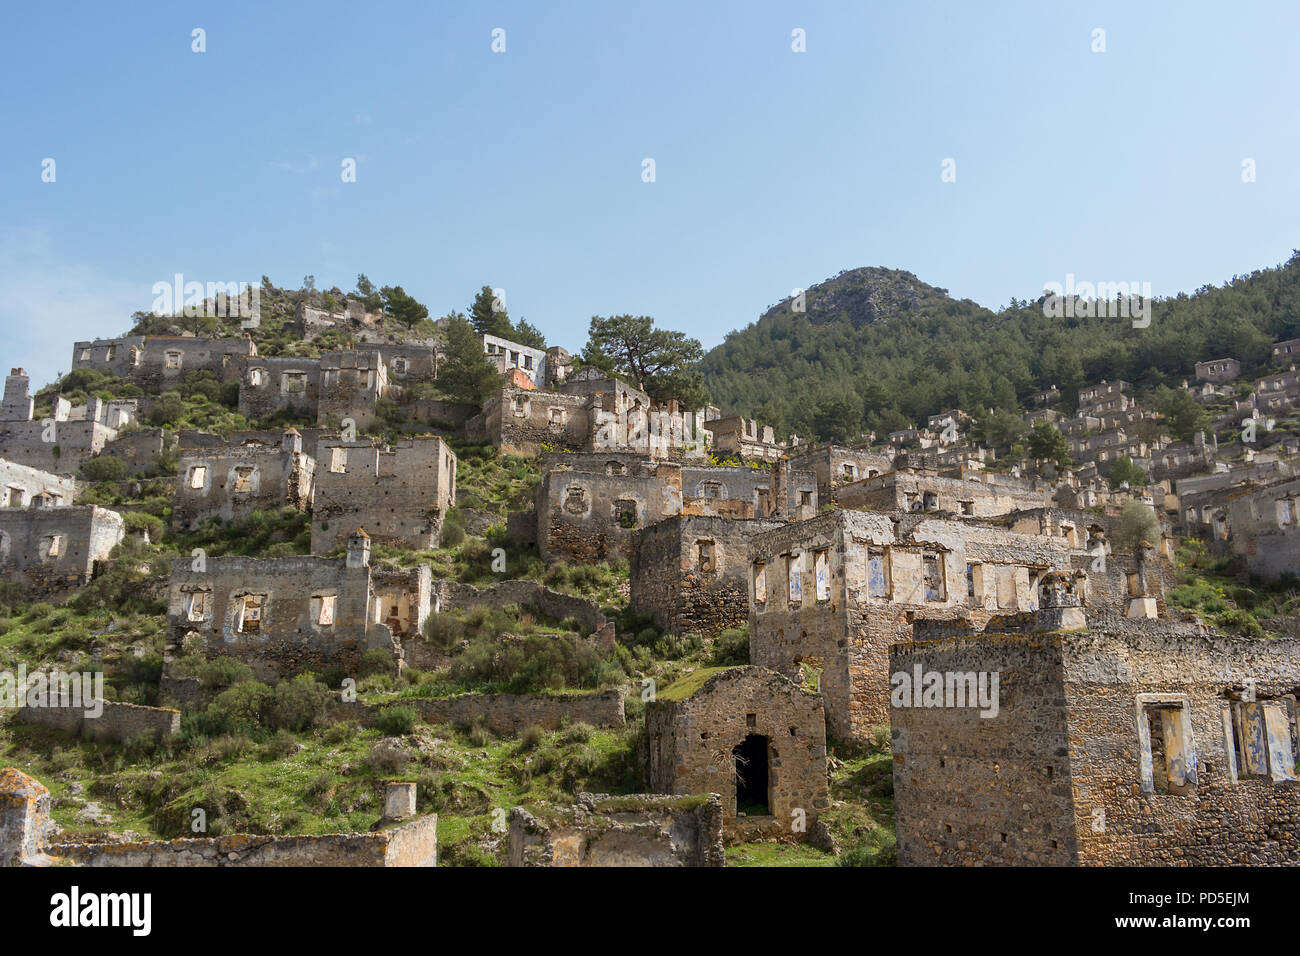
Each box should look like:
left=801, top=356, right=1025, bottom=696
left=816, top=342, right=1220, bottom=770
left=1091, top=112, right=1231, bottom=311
left=733, top=734, right=770, bottom=815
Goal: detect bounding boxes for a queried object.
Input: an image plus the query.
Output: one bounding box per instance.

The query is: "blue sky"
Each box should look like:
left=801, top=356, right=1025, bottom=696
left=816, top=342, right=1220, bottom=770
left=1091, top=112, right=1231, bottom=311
left=3, top=0, right=1299, bottom=387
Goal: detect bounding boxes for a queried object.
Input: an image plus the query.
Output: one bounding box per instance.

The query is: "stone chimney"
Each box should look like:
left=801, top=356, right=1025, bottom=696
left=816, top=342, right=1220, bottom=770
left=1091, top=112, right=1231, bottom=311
left=346, top=528, right=371, bottom=568
left=282, top=427, right=302, bottom=454
left=384, top=782, right=417, bottom=822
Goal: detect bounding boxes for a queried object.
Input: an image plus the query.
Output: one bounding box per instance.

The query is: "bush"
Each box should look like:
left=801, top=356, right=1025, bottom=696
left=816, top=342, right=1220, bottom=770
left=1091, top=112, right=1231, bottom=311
left=837, top=827, right=898, bottom=867
left=359, top=648, right=395, bottom=678
left=711, top=627, right=750, bottom=665
left=196, top=658, right=255, bottom=691
left=518, top=724, right=545, bottom=752
left=270, top=674, right=332, bottom=732
left=203, top=681, right=273, bottom=736
left=375, top=705, right=417, bottom=736
left=80, top=456, right=130, bottom=482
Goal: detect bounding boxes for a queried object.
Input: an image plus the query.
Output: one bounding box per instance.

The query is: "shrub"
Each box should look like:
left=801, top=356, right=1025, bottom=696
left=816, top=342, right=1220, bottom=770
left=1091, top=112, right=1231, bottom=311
left=359, top=648, right=395, bottom=678
left=80, top=456, right=130, bottom=482
left=518, top=724, right=545, bottom=752
left=270, top=674, right=332, bottom=732
left=375, top=705, right=417, bottom=736
left=203, top=681, right=273, bottom=736
left=712, top=627, right=749, bottom=665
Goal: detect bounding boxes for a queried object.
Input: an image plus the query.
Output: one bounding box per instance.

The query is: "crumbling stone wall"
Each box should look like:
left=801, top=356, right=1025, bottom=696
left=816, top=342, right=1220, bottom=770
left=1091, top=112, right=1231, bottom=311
left=837, top=469, right=1051, bottom=517
left=433, top=579, right=610, bottom=634
left=890, top=625, right=1300, bottom=866
left=749, top=510, right=1073, bottom=740
left=16, top=699, right=180, bottom=744
left=238, top=356, right=321, bottom=424
left=508, top=793, right=724, bottom=867
left=311, top=435, right=455, bottom=552
left=338, top=688, right=625, bottom=734
left=0, top=505, right=124, bottom=596
left=317, top=350, right=388, bottom=430
left=1227, top=476, right=1300, bottom=581
left=469, top=386, right=591, bottom=456
left=785, top=443, right=897, bottom=504
left=71, top=335, right=254, bottom=390
left=631, top=515, right=784, bottom=635
left=96, top=427, right=168, bottom=475
left=646, top=666, right=828, bottom=836
left=164, top=544, right=425, bottom=680
left=0, top=459, right=78, bottom=508
left=536, top=453, right=683, bottom=563
left=173, top=430, right=314, bottom=531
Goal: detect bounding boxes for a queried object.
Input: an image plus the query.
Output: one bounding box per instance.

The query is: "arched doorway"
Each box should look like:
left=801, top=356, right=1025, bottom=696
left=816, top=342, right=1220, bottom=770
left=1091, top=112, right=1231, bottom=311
left=732, top=734, right=770, bottom=815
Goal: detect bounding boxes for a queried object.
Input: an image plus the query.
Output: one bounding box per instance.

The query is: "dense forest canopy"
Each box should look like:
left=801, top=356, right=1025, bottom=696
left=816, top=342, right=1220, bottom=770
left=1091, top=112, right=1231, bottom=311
left=699, top=256, right=1300, bottom=443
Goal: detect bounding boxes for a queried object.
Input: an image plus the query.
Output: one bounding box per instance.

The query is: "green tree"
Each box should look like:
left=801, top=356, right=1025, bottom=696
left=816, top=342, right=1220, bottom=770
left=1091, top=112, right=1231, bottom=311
left=354, top=274, right=383, bottom=312
left=512, top=318, right=547, bottom=350
left=1108, top=455, right=1148, bottom=490
left=1152, top=385, right=1210, bottom=443
left=1027, top=420, right=1072, bottom=465
left=812, top=395, right=863, bottom=444
left=583, top=314, right=709, bottom=407
left=380, top=285, right=429, bottom=330
left=469, top=285, right=513, bottom=338
left=971, top=408, right=1025, bottom=452
left=439, top=313, right=501, bottom=405
left=1112, top=500, right=1161, bottom=552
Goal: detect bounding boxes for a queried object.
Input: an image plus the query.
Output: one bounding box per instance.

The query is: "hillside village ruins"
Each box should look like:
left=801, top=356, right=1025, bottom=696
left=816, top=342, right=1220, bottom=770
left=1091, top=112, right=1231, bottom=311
left=3, top=282, right=1300, bottom=869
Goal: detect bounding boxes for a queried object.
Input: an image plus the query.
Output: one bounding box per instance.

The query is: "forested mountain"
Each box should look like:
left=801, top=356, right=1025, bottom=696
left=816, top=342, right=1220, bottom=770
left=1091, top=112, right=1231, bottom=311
left=700, top=256, right=1300, bottom=443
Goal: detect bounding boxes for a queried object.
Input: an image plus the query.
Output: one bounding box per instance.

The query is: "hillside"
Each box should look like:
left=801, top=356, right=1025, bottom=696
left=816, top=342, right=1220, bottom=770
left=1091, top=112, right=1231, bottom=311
left=700, top=255, right=1300, bottom=442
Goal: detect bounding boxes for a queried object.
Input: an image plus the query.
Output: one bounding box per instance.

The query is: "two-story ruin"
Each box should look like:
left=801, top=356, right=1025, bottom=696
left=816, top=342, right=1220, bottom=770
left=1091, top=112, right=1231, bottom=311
left=173, top=429, right=315, bottom=531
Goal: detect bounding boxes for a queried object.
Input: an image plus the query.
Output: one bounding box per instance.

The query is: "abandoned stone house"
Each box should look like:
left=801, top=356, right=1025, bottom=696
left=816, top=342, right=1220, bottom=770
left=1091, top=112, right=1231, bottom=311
left=647, top=666, right=829, bottom=839
left=311, top=435, right=456, bottom=553
left=835, top=468, right=1051, bottom=518
left=1195, top=357, right=1240, bottom=384
left=0, top=504, right=124, bottom=595
left=1077, top=380, right=1132, bottom=416
left=703, top=416, right=790, bottom=462
left=317, top=349, right=389, bottom=431
left=166, top=530, right=431, bottom=680
left=0, top=458, right=78, bottom=510
left=537, top=453, right=817, bottom=565
left=0, top=369, right=129, bottom=475
left=890, top=616, right=1300, bottom=865
left=173, top=428, right=315, bottom=531
left=469, top=369, right=718, bottom=460
left=784, top=443, right=896, bottom=504
left=71, top=334, right=256, bottom=390
left=1226, top=475, right=1300, bottom=581
left=238, top=356, right=322, bottom=423
left=745, top=508, right=1164, bottom=741
left=630, top=515, right=785, bottom=636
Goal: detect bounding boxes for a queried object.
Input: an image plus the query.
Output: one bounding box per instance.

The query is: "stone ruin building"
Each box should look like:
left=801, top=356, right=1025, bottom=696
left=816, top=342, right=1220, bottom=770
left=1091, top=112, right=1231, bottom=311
left=0, top=458, right=78, bottom=509
left=71, top=334, right=256, bottom=390
left=834, top=466, right=1052, bottom=517
left=538, top=452, right=817, bottom=565
left=746, top=507, right=1172, bottom=741
left=166, top=530, right=431, bottom=681
left=890, top=612, right=1300, bottom=866
left=646, top=665, right=828, bottom=841
left=630, top=514, right=785, bottom=636
left=311, top=435, right=456, bottom=553
left=1226, top=474, right=1300, bottom=581
left=173, top=428, right=315, bottom=531
left=0, top=504, right=124, bottom=596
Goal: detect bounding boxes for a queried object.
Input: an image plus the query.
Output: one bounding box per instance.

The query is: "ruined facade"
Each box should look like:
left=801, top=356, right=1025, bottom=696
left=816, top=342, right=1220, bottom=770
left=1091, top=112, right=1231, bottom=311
left=165, top=531, right=431, bottom=680
left=784, top=443, right=896, bottom=504
left=836, top=468, right=1051, bottom=517
left=1226, top=475, right=1300, bottom=580
left=891, top=620, right=1300, bottom=865
left=0, top=505, right=124, bottom=595
left=173, top=428, right=314, bottom=531
left=311, top=435, right=456, bottom=552
left=0, top=459, right=78, bottom=509
left=630, top=515, right=784, bottom=636
left=317, top=349, right=389, bottom=430
left=646, top=666, right=828, bottom=838
left=71, top=334, right=255, bottom=390
left=238, top=356, right=322, bottom=424
left=748, top=510, right=1094, bottom=740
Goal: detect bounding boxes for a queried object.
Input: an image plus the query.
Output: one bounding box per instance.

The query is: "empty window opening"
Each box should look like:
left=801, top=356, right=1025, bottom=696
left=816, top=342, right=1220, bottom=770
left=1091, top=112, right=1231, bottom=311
left=564, top=486, right=588, bottom=514
left=1143, top=703, right=1194, bottom=794
left=787, top=554, right=802, bottom=604
left=615, top=498, right=637, bottom=529
left=329, top=447, right=347, bottom=474
left=312, top=594, right=336, bottom=626
left=237, top=594, right=267, bottom=633
left=923, top=554, right=945, bottom=601
left=753, top=561, right=767, bottom=604
left=697, top=539, right=716, bottom=573
left=733, top=735, right=771, bottom=816
left=814, top=549, right=831, bottom=601
left=189, top=465, right=207, bottom=489
left=232, top=466, right=254, bottom=493
left=42, top=534, right=64, bottom=560
left=186, top=590, right=210, bottom=621
left=165, top=351, right=183, bottom=369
